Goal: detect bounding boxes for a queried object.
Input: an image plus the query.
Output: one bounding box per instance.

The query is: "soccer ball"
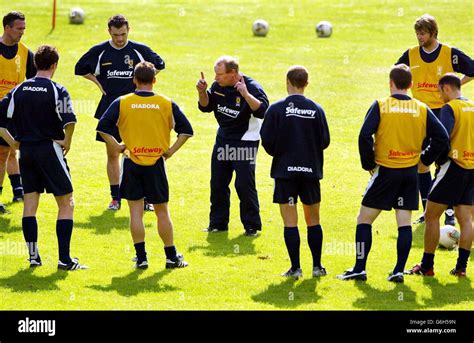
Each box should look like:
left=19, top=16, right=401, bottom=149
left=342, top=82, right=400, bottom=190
left=69, top=7, right=85, bottom=25
left=438, top=225, right=460, bottom=250
left=316, top=21, right=332, bottom=38
left=252, top=19, right=269, bottom=37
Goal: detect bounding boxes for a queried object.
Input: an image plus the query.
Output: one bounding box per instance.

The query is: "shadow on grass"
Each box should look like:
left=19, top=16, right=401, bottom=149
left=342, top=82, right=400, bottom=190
left=0, top=216, right=22, bottom=234
left=251, top=277, right=322, bottom=308
left=0, top=268, right=68, bottom=292
left=188, top=231, right=258, bottom=257
left=75, top=210, right=130, bottom=235
left=421, top=275, right=473, bottom=308
left=353, top=281, right=422, bottom=310
left=87, top=269, right=178, bottom=297
left=352, top=275, right=473, bottom=310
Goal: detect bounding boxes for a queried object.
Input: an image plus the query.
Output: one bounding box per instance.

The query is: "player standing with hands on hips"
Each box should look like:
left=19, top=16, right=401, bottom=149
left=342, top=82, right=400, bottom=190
left=197, top=56, right=269, bottom=237
left=395, top=14, right=474, bottom=225
left=337, top=65, right=448, bottom=283
left=97, top=61, right=193, bottom=269
left=75, top=14, right=165, bottom=212
left=0, top=45, right=86, bottom=270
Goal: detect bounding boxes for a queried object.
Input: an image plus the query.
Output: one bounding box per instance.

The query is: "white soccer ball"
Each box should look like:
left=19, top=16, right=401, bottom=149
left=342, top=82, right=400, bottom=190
left=438, top=225, right=460, bottom=250
left=316, top=20, right=332, bottom=38
left=252, top=19, right=269, bottom=37
left=69, top=7, right=85, bottom=25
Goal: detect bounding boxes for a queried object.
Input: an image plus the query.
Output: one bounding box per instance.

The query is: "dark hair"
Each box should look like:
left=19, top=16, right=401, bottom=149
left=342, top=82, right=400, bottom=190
left=215, top=56, right=239, bottom=73
left=3, top=11, right=25, bottom=28
left=287, top=65, right=309, bottom=88
left=438, top=73, right=461, bottom=90
left=108, top=14, right=129, bottom=29
left=390, top=64, right=412, bottom=90
left=134, top=61, right=156, bottom=84
left=34, top=45, right=59, bottom=71
left=414, top=14, right=438, bottom=38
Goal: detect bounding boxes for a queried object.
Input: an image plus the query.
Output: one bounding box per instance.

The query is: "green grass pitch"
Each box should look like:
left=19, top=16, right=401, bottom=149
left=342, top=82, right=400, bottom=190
left=0, top=0, right=473, bottom=310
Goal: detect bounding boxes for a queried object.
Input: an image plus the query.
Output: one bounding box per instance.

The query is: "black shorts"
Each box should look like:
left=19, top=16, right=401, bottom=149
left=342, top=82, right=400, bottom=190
left=428, top=159, right=474, bottom=206
left=273, top=178, right=321, bottom=205
left=19, top=141, right=73, bottom=196
left=120, top=157, right=169, bottom=204
left=362, top=165, right=418, bottom=211
left=95, top=95, right=122, bottom=143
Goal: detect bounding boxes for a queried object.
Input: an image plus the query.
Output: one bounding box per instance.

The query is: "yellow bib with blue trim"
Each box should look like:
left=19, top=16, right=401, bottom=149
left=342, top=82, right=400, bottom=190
left=118, top=93, right=173, bottom=166
left=446, top=98, right=474, bottom=169
left=409, top=45, right=453, bottom=109
left=375, top=97, right=428, bottom=168
left=0, top=42, right=29, bottom=98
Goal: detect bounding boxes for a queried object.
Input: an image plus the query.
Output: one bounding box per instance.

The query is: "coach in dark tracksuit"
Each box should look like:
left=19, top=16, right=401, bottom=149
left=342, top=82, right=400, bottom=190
left=261, top=65, right=330, bottom=279
left=197, top=56, right=269, bottom=236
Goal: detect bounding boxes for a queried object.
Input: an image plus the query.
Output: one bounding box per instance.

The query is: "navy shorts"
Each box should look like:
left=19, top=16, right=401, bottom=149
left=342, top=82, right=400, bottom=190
left=362, top=165, right=418, bottom=211
left=273, top=178, right=321, bottom=205
left=120, top=157, right=169, bottom=204
left=428, top=159, right=474, bottom=206
left=19, top=141, right=73, bottom=196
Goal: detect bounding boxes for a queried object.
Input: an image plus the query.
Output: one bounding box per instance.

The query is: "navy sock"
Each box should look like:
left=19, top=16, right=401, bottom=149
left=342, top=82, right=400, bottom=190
left=8, top=174, right=23, bottom=198
left=307, top=225, right=323, bottom=268
left=419, top=172, right=432, bottom=212
left=284, top=227, right=300, bottom=271
left=456, top=248, right=470, bottom=270
left=354, top=224, right=372, bottom=273
left=22, top=216, right=39, bottom=260
left=56, top=219, right=73, bottom=264
left=110, top=185, right=120, bottom=202
left=134, top=242, right=147, bottom=263
left=393, top=226, right=412, bottom=274
left=164, top=245, right=177, bottom=260
left=421, top=252, right=435, bottom=270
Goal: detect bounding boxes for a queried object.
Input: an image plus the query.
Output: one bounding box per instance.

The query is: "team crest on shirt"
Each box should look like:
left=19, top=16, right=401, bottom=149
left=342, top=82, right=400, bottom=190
left=236, top=96, right=241, bottom=107
left=437, top=66, right=443, bottom=76
left=124, top=55, right=134, bottom=69
left=15, top=56, right=21, bottom=73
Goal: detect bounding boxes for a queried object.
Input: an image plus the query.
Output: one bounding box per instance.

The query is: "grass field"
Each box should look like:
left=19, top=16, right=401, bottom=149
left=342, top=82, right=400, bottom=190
left=0, top=0, right=473, bottom=310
